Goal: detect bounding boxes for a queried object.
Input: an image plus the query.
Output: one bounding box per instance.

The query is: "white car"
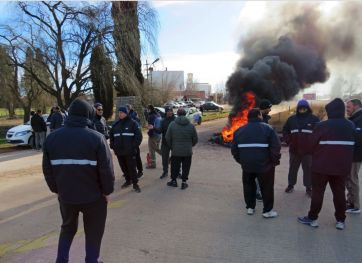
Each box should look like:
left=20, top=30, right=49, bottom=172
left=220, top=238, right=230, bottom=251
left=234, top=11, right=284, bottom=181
left=178, top=107, right=202, bottom=125
left=6, top=114, right=49, bottom=147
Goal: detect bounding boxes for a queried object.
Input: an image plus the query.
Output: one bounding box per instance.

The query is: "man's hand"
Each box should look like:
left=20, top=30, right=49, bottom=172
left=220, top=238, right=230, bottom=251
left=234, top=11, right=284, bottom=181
left=148, top=124, right=154, bottom=130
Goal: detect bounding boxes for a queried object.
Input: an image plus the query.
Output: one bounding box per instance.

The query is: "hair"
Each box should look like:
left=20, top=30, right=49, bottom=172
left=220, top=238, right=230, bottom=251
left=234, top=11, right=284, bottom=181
left=54, top=106, right=60, bottom=111
left=348, top=99, right=362, bottom=108
left=37, top=109, right=42, bottom=114
left=177, top=108, right=186, bottom=116
left=248, top=108, right=261, bottom=120
left=30, top=111, right=35, bottom=116
left=148, top=104, right=154, bottom=111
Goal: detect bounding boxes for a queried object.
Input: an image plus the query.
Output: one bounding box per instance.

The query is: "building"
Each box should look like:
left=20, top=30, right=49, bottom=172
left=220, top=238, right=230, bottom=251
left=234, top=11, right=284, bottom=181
left=185, top=73, right=212, bottom=99
left=149, top=70, right=185, bottom=91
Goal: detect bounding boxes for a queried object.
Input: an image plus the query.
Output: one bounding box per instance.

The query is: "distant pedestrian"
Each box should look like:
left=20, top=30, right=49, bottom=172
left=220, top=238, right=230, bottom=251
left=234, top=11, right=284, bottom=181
left=199, top=104, right=204, bottom=116
left=126, top=104, right=143, bottom=178
left=345, top=99, right=362, bottom=214
left=43, top=98, right=115, bottom=263
left=159, top=107, right=175, bottom=179
left=50, top=106, right=64, bottom=132
left=259, top=99, right=272, bottom=124
left=166, top=108, right=198, bottom=189
left=146, top=105, right=162, bottom=169
left=93, top=103, right=109, bottom=139
left=30, top=109, right=47, bottom=150
left=231, top=108, right=281, bottom=218
left=298, top=98, right=355, bottom=230
left=283, top=99, right=320, bottom=197
left=110, top=106, right=142, bottom=193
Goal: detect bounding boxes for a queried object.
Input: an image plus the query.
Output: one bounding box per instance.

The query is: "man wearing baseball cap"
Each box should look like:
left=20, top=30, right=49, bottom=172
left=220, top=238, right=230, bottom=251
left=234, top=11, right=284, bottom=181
left=109, top=106, right=143, bottom=192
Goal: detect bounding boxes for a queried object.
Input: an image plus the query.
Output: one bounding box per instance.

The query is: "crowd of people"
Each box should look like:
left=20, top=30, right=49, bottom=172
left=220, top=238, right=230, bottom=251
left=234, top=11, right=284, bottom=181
left=231, top=97, right=362, bottom=231
left=37, top=97, right=361, bottom=262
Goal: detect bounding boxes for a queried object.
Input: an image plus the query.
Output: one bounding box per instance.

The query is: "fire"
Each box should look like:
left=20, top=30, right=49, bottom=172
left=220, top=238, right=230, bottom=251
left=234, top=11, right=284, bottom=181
left=221, top=92, right=256, bottom=142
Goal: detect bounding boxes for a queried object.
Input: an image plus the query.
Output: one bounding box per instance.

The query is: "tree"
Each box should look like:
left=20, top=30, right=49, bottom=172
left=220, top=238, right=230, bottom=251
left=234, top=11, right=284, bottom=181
left=90, top=44, right=114, bottom=119
left=0, top=45, right=17, bottom=118
left=111, top=1, right=159, bottom=101
left=0, top=2, right=113, bottom=109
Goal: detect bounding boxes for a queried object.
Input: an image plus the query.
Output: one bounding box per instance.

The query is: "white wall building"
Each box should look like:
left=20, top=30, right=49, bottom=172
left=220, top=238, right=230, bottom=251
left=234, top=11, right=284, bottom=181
left=149, top=70, right=185, bottom=91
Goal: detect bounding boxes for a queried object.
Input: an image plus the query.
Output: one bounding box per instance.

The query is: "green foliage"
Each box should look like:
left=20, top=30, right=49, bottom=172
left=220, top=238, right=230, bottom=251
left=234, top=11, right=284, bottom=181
left=90, top=44, right=114, bottom=119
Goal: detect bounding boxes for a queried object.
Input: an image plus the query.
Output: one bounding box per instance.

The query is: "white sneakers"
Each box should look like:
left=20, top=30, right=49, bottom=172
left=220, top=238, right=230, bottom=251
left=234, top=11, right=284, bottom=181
left=262, top=210, right=278, bottom=218
left=246, top=209, right=278, bottom=218
left=247, top=208, right=255, bottom=215
left=336, top=221, right=345, bottom=230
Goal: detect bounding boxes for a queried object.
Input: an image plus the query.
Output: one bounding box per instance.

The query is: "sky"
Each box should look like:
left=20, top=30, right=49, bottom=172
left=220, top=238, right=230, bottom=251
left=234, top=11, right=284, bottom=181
left=150, top=1, right=245, bottom=91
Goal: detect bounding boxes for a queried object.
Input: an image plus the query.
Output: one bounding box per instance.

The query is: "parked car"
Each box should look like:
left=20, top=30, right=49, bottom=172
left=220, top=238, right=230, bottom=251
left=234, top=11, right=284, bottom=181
left=176, top=107, right=202, bottom=125
left=6, top=114, right=49, bottom=147
left=154, top=107, right=166, bottom=118
left=164, top=101, right=179, bottom=109
left=201, top=101, right=224, bottom=112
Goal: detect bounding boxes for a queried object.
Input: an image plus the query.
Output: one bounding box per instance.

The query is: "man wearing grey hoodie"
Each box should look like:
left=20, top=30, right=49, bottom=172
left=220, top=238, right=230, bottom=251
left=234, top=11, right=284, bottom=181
left=165, top=108, right=198, bottom=189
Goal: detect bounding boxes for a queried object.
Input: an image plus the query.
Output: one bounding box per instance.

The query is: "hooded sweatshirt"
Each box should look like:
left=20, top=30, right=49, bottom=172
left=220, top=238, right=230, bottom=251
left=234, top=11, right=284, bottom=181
left=282, top=100, right=320, bottom=155
left=310, top=98, right=355, bottom=176
left=43, top=99, right=115, bottom=204
left=165, top=116, right=198, bottom=156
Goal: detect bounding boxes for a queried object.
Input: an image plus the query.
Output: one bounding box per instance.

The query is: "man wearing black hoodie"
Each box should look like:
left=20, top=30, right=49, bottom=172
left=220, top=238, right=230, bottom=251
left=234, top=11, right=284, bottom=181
left=345, top=99, right=362, bottom=214
left=283, top=99, right=320, bottom=196
left=43, top=98, right=115, bottom=263
left=298, top=98, right=355, bottom=230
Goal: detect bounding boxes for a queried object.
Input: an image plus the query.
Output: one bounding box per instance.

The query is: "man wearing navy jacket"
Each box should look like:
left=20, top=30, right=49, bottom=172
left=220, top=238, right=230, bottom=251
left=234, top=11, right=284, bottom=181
left=298, top=98, right=355, bottom=230
left=110, top=106, right=143, bottom=193
left=231, top=108, right=281, bottom=218
left=43, top=98, right=115, bottom=263
left=283, top=99, right=320, bottom=197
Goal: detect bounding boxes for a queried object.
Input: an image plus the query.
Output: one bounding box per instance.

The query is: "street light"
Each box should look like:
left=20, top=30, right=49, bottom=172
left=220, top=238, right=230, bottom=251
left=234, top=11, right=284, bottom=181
left=146, top=58, right=159, bottom=104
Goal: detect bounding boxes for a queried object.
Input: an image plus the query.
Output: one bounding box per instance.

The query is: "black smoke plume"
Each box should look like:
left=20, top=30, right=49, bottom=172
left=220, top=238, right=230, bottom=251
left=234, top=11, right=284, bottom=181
left=227, top=2, right=362, bottom=112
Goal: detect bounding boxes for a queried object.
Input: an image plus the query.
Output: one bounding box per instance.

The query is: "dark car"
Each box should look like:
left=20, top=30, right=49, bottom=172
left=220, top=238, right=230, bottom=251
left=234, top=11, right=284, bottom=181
left=201, top=102, right=224, bottom=112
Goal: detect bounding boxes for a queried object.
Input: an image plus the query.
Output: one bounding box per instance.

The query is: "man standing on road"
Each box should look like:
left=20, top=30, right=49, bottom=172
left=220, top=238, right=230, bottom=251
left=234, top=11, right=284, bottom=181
left=345, top=99, right=362, bottom=214
left=30, top=109, right=47, bottom=150
left=93, top=103, right=109, bottom=139
left=50, top=106, right=65, bottom=132
left=231, top=108, right=281, bottom=218
left=159, top=107, right=175, bottom=179
left=146, top=105, right=162, bottom=168
left=283, top=99, right=320, bottom=197
left=126, top=104, right=143, bottom=178
left=110, top=107, right=142, bottom=193
left=42, top=98, right=115, bottom=263
left=298, top=98, right=355, bottom=230
left=166, top=108, right=198, bottom=189
left=259, top=99, right=272, bottom=124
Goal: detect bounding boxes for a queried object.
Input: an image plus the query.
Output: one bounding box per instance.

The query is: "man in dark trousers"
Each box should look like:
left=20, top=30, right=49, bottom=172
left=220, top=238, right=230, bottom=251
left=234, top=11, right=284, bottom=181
left=231, top=108, right=281, bottom=218
left=42, top=98, right=115, bottom=263
left=283, top=99, right=320, bottom=197
left=50, top=106, right=65, bottom=132
left=298, top=98, right=355, bottom=230
left=345, top=99, right=362, bottom=214
left=110, top=106, right=143, bottom=193
left=126, top=104, right=143, bottom=178
left=259, top=99, right=272, bottom=124
left=93, top=103, right=109, bottom=139
left=146, top=105, right=162, bottom=168
left=30, top=109, right=47, bottom=150
left=166, top=108, right=198, bottom=189
left=159, top=107, right=175, bottom=179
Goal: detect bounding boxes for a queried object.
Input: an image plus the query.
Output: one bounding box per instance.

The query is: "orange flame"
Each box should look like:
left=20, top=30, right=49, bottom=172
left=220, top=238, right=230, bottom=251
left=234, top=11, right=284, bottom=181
left=221, top=92, right=256, bottom=142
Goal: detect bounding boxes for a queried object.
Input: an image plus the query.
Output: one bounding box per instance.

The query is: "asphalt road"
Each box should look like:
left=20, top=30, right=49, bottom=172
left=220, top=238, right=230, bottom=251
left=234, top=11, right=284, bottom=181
left=1, top=117, right=362, bottom=263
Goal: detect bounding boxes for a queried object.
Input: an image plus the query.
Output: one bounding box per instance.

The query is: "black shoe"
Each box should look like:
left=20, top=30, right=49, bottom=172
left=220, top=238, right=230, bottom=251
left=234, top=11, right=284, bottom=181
left=285, top=185, right=294, bottom=193
left=167, top=180, right=178, bottom=187
left=181, top=182, right=188, bottom=190
left=256, top=193, right=263, bottom=202
left=160, top=172, right=168, bottom=179
left=121, top=181, right=132, bottom=189
left=133, top=184, right=141, bottom=193
left=137, top=171, right=143, bottom=179
left=306, top=187, right=312, bottom=198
